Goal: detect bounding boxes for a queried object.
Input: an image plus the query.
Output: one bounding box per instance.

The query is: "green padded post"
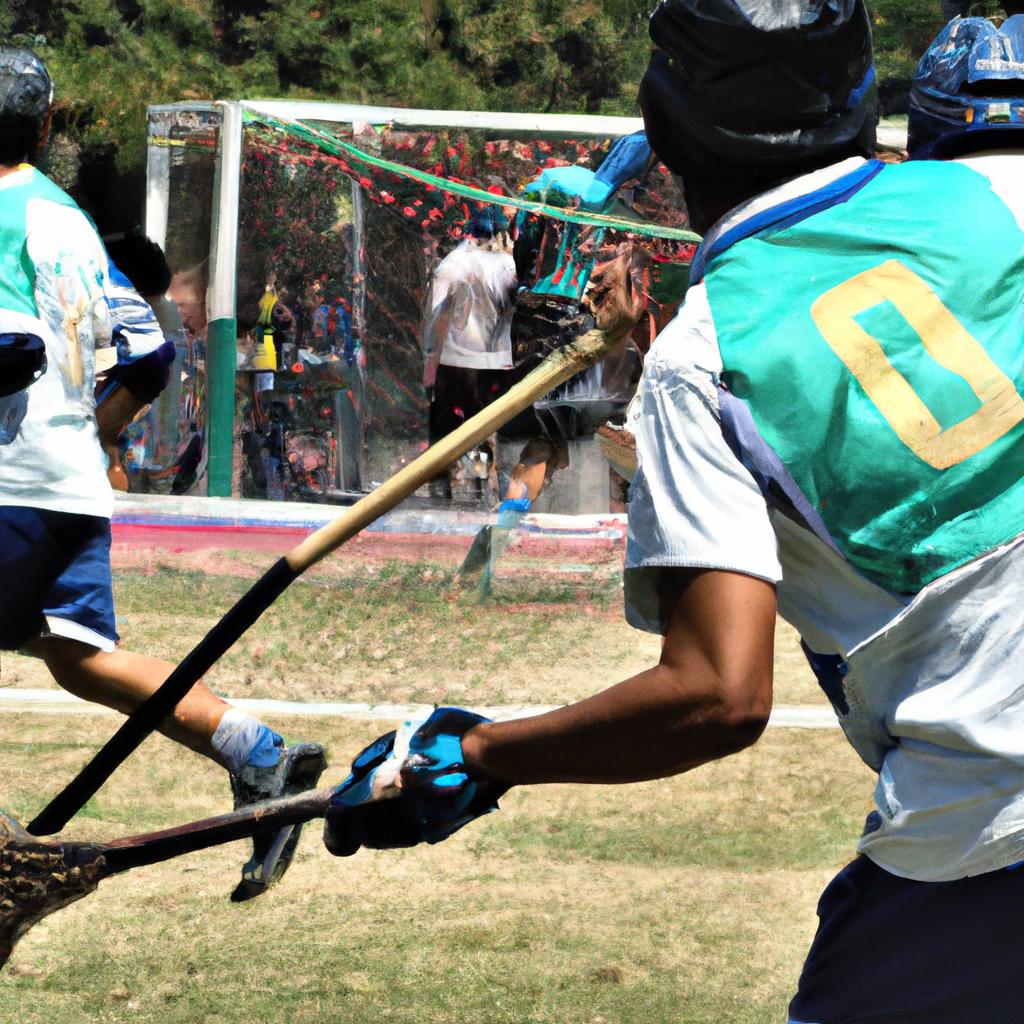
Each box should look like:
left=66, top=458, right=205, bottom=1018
left=205, top=315, right=236, bottom=497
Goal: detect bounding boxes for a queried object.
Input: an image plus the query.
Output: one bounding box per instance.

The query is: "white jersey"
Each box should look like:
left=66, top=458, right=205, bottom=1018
left=423, top=239, right=516, bottom=372
left=0, top=167, right=115, bottom=517
left=0, top=167, right=169, bottom=518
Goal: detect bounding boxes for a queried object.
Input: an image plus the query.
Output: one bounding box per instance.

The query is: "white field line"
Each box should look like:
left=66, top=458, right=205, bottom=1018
left=0, top=688, right=838, bottom=728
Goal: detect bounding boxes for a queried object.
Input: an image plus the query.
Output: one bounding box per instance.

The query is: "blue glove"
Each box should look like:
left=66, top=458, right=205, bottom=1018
left=324, top=707, right=506, bottom=856
left=496, top=496, right=531, bottom=514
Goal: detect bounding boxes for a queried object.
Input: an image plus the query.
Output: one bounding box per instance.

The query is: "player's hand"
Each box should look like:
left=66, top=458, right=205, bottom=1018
left=586, top=246, right=644, bottom=344
left=323, top=707, right=506, bottom=856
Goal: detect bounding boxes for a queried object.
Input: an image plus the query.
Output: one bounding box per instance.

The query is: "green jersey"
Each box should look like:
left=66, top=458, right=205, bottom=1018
left=701, top=158, right=1024, bottom=593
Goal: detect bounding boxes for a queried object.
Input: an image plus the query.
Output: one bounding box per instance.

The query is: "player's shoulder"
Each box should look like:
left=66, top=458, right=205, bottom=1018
left=946, top=150, right=1024, bottom=219
left=26, top=195, right=97, bottom=236
left=24, top=180, right=105, bottom=268
left=3, top=166, right=81, bottom=220
left=869, top=151, right=1024, bottom=218
left=432, top=244, right=470, bottom=281
left=647, top=280, right=721, bottom=379
left=27, top=166, right=78, bottom=206
left=0, top=167, right=77, bottom=237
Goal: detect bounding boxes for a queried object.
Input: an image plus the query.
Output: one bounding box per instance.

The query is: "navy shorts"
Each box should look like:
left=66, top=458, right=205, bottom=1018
left=789, top=855, right=1023, bottom=1023
left=0, top=506, right=118, bottom=652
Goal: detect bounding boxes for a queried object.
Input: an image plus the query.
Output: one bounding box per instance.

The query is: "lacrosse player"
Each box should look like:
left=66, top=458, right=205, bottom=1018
left=0, top=47, right=325, bottom=901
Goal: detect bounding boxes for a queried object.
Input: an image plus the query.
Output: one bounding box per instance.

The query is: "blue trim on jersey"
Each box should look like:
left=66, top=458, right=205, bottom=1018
left=109, top=296, right=167, bottom=364
left=845, top=65, right=876, bottom=111
left=716, top=385, right=843, bottom=556
left=690, top=160, right=885, bottom=284
left=108, top=261, right=134, bottom=290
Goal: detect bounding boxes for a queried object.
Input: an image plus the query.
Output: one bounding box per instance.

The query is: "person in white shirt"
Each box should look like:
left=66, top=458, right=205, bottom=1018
left=423, top=207, right=516, bottom=499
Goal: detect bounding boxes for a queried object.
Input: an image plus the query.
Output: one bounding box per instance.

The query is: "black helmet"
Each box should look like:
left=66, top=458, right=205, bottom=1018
left=0, top=47, right=53, bottom=164
left=908, top=15, right=1024, bottom=158
left=638, top=0, right=878, bottom=179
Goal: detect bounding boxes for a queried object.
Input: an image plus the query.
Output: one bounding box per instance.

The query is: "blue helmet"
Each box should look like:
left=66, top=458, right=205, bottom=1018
left=466, top=205, right=510, bottom=238
left=909, top=15, right=1024, bottom=157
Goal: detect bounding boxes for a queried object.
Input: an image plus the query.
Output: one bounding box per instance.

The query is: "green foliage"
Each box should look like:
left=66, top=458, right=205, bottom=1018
left=27, top=0, right=230, bottom=172
left=870, top=0, right=946, bottom=84
left=0, top=0, right=952, bottom=214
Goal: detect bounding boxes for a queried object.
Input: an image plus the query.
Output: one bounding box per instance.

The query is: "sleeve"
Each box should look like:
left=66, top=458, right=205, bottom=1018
left=25, top=197, right=113, bottom=390
left=592, top=131, right=652, bottom=196
left=624, top=282, right=782, bottom=634
left=99, top=264, right=175, bottom=403
left=106, top=268, right=171, bottom=364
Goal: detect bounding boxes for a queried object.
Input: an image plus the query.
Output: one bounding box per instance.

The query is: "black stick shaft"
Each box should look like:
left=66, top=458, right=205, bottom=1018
left=97, top=788, right=332, bottom=876
left=27, top=558, right=299, bottom=836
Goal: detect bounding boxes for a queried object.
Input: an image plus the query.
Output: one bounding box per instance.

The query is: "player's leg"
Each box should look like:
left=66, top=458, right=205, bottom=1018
left=19, top=509, right=232, bottom=760
left=29, top=638, right=230, bottom=755
left=2, top=506, right=325, bottom=901
left=427, top=364, right=463, bottom=499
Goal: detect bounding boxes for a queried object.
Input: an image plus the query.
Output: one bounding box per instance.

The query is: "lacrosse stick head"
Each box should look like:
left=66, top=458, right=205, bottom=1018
left=0, top=812, right=106, bottom=968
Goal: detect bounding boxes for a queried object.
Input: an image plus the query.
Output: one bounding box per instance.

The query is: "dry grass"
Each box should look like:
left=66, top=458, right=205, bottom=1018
left=1, top=715, right=872, bottom=1024
left=0, top=544, right=853, bottom=1020
left=0, top=551, right=825, bottom=709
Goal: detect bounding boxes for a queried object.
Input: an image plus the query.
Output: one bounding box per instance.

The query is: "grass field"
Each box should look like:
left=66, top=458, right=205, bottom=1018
left=0, top=549, right=870, bottom=1023
left=0, top=548, right=821, bottom=708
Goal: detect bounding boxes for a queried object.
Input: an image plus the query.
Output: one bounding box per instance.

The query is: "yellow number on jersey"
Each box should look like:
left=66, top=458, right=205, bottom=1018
left=810, top=259, right=1024, bottom=469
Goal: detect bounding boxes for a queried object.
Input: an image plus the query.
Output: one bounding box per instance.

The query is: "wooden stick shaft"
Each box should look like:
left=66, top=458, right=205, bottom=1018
left=286, top=327, right=614, bottom=571
left=28, top=329, right=616, bottom=837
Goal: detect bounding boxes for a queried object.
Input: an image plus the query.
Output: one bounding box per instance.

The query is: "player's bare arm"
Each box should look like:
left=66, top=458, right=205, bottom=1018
left=462, top=568, right=776, bottom=786
left=319, top=569, right=776, bottom=861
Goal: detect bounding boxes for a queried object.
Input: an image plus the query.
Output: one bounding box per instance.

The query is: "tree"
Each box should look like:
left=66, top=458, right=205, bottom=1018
left=2, top=0, right=951, bottom=232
